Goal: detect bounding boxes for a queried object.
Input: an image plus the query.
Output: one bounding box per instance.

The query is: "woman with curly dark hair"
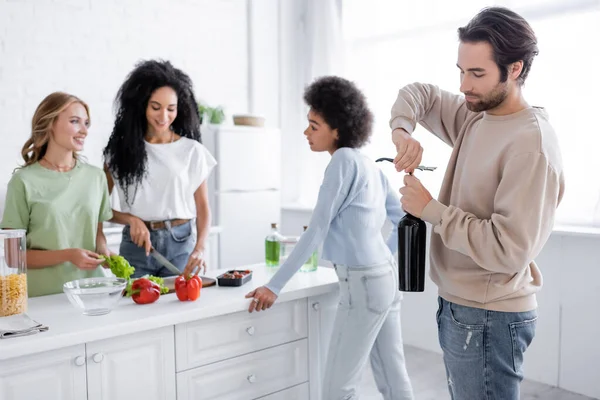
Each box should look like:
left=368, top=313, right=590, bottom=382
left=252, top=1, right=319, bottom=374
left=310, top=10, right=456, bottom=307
left=103, top=60, right=216, bottom=278
left=245, top=76, right=414, bottom=399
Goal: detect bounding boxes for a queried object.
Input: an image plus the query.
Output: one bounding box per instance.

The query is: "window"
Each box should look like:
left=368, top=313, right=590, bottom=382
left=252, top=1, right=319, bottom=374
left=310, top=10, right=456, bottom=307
left=343, top=0, right=600, bottom=227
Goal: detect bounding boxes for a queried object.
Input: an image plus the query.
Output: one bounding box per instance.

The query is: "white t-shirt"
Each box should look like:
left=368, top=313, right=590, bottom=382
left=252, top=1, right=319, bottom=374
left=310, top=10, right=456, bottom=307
left=113, top=137, right=217, bottom=221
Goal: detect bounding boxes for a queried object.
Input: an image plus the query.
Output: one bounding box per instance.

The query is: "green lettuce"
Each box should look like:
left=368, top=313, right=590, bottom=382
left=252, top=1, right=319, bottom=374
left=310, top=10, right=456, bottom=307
left=147, top=275, right=170, bottom=295
left=101, top=255, right=135, bottom=280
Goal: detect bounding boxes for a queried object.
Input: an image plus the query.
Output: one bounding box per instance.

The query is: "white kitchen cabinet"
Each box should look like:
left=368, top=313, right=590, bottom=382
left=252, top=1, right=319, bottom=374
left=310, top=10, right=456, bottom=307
left=104, top=224, right=123, bottom=255
left=175, top=298, right=307, bottom=371
left=207, top=127, right=281, bottom=192
left=307, top=290, right=339, bottom=400
left=1, top=266, right=340, bottom=400
left=177, top=339, right=308, bottom=400
left=217, top=190, right=280, bottom=269
left=202, top=126, right=282, bottom=270
left=558, top=235, right=600, bottom=399
left=0, top=328, right=175, bottom=400
left=86, top=326, right=176, bottom=400
left=0, top=345, right=87, bottom=400
left=257, top=383, right=309, bottom=399
left=204, top=228, right=220, bottom=271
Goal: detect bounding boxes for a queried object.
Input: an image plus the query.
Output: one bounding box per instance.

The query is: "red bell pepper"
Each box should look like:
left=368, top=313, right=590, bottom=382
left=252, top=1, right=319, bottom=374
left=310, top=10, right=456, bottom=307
left=175, top=275, right=202, bottom=301
left=126, top=278, right=161, bottom=305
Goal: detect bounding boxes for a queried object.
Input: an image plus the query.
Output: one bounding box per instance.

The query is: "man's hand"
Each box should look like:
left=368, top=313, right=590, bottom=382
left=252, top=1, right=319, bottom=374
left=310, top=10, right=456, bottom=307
left=399, top=174, right=433, bottom=217
left=392, top=128, right=423, bottom=173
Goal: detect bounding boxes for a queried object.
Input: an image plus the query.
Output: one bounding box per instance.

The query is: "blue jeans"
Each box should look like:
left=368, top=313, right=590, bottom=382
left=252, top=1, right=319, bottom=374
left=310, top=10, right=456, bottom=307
left=323, top=260, right=414, bottom=400
left=436, top=297, right=537, bottom=400
left=119, top=221, right=195, bottom=278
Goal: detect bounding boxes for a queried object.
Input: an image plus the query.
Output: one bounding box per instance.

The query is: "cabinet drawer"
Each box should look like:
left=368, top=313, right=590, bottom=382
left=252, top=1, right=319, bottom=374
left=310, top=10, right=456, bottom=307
left=175, top=298, right=307, bottom=371
left=257, top=383, right=309, bottom=399
left=177, top=339, right=308, bottom=400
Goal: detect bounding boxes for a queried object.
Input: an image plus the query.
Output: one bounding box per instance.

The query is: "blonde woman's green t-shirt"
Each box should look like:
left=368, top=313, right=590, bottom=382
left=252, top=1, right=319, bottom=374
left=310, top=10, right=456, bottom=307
left=0, top=162, right=113, bottom=297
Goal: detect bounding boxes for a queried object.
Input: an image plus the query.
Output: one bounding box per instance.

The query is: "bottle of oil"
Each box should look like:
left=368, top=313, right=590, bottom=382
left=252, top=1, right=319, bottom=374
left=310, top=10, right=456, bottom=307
left=265, top=223, right=281, bottom=267
left=300, top=226, right=318, bottom=272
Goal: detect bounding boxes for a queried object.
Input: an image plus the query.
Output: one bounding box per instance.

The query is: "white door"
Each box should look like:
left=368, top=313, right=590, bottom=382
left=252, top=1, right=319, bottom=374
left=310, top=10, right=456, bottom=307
left=0, top=345, right=87, bottom=400
left=86, top=326, right=176, bottom=400
left=307, top=291, right=339, bottom=400
left=218, top=190, right=281, bottom=269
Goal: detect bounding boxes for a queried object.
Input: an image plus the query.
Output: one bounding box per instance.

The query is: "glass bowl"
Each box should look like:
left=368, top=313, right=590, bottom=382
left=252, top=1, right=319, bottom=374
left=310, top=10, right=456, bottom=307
left=63, top=277, right=127, bottom=316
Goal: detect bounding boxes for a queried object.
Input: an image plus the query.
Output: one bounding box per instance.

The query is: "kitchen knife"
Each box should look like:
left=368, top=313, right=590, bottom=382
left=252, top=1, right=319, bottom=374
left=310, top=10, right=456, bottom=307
left=149, top=248, right=182, bottom=276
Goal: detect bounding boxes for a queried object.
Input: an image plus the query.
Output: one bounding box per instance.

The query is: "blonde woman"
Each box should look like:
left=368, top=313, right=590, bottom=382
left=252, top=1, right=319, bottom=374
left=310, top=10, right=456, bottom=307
left=0, top=92, right=113, bottom=297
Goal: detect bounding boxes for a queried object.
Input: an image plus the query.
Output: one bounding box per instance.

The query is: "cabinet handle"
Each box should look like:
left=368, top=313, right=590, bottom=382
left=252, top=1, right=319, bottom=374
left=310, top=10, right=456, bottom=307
left=74, top=356, right=85, bottom=366
left=247, top=374, right=257, bottom=383
left=312, top=302, right=320, bottom=311
left=92, top=353, right=104, bottom=363
left=246, top=326, right=255, bottom=336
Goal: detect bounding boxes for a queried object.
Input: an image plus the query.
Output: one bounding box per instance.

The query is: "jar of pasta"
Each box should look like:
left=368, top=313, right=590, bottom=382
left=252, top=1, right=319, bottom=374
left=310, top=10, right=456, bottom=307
left=0, top=229, right=27, bottom=317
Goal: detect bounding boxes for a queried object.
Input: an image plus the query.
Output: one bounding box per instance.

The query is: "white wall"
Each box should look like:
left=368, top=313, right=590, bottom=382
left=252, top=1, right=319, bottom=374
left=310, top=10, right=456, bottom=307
left=0, top=0, right=284, bottom=220
left=248, top=0, right=280, bottom=127
left=0, top=0, right=255, bottom=189
left=282, top=209, right=600, bottom=399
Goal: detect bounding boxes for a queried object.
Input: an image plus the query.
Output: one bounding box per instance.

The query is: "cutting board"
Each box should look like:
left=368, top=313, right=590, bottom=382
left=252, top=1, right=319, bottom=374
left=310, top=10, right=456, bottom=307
left=163, top=276, right=216, bottom=294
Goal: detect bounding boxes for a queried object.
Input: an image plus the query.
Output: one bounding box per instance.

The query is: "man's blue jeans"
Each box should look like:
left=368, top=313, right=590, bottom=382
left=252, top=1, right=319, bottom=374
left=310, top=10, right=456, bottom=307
left=436, top=297, right=537, bottom=400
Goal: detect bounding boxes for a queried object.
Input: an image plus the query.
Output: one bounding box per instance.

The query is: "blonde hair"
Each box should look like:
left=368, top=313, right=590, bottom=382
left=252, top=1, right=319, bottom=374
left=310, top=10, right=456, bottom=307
left=21, top=92, right=90, bottom=167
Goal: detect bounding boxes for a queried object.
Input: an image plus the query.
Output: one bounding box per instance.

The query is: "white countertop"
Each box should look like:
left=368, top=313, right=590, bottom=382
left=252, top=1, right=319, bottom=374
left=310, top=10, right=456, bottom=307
left=0, top=265, right=338, bottom=361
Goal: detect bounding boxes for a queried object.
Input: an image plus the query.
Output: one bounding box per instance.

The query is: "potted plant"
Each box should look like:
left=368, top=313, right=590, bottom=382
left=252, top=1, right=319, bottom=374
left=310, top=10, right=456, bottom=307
left=198, top=103, right=225, bottom=125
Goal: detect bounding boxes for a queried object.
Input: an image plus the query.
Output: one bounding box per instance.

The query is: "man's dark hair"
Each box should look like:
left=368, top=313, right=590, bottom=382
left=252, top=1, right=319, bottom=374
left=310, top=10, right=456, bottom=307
left=458, top=7, right=539, bottom=85
left=303, top=76, right=373, bottom=149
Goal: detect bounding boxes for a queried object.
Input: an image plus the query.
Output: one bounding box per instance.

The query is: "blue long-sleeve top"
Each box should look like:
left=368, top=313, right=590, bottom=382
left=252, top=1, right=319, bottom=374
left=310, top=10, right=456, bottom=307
left=265, top=148, right=405, bottom=295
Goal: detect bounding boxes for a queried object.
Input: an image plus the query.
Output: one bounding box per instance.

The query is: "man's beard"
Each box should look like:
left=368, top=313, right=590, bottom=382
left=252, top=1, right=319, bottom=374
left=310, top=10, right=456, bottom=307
left=464, top=81, right=509, bottom=112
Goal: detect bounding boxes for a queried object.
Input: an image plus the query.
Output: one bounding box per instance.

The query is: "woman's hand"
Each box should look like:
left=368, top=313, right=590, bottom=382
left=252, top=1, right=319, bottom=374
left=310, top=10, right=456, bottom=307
left=128, top=217, right=152, bottom=255
left=67, top=249, right=105, bottom=270
left=95, top=244, right=113, bottom=268
left=245, top=286, right=277, bottom=313
left=183, top=249, right=206, bottom=277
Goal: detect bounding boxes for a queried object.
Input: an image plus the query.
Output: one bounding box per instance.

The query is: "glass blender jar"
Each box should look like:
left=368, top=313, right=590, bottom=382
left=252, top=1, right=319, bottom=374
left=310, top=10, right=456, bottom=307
left=0, top=229, right=28, bottom=317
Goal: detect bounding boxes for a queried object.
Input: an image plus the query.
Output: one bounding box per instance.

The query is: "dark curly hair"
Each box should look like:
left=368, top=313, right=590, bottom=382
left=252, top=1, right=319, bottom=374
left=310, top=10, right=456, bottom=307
left=303, top=76, right=373, bottom=149
left=458, top=7, right=538, bottom=85
left=103, top=59, right=202, bottom=204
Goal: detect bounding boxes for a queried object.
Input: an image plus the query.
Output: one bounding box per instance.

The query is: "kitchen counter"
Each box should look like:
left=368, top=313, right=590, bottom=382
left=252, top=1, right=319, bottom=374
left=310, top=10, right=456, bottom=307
left=0, top=264, right=337, bottom=361
left=0, top=265, right=339, bottom=400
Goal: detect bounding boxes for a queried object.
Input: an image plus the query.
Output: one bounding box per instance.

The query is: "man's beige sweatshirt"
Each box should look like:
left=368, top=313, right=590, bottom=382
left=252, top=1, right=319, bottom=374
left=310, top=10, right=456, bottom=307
left=390, top=83, right=565, bottom=312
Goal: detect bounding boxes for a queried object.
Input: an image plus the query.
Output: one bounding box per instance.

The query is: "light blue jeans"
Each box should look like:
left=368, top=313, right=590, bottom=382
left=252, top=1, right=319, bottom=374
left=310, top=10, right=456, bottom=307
left=323, top=259, right=414, bottom=400
left=436, top=297, right=537, bottom=400
left=119, top=220, right=195, bottom=278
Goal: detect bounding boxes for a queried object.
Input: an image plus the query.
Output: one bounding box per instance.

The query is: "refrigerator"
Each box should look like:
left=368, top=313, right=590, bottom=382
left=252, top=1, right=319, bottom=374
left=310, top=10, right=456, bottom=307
left=202, top=125, right=281, bottom=269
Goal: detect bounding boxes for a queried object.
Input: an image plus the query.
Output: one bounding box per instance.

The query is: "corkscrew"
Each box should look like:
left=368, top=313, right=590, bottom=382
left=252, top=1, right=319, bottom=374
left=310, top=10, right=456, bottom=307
left=375, top=157, right=437, bottom=172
